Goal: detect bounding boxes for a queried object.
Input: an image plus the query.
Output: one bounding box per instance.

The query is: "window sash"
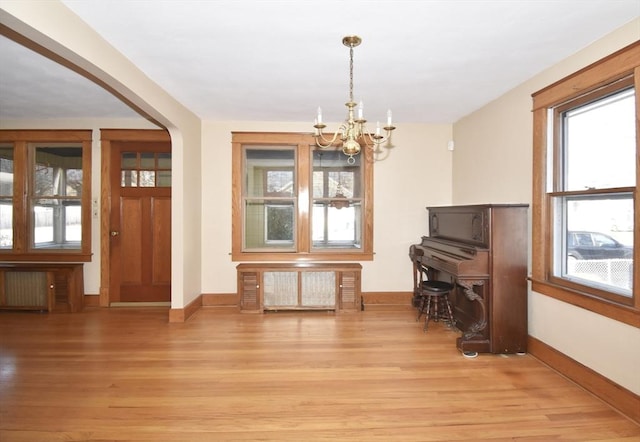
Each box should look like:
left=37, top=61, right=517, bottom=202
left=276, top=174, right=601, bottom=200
left=0, top=130, right=92, bottom=261
left=231, top=132, right=373, bottom=261
left=531, top=42, right=640, bottom=327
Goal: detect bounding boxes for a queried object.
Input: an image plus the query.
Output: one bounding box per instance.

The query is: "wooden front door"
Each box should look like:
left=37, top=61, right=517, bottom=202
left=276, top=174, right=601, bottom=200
left=108, top=140, right=171, bottom=303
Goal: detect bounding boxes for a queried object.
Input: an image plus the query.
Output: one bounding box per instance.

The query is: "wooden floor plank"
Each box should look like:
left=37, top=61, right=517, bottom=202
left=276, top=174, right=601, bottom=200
left=1, top=308, right=638, bottom=441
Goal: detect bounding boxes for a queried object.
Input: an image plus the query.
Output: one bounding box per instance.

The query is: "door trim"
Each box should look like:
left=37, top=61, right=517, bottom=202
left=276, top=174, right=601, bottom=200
left=99, top=129, right=171, bottom=307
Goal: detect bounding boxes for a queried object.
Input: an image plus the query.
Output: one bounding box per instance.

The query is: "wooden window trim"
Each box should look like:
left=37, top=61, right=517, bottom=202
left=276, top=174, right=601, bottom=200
left=0, top=130, right=92, bottom=262
left=531, top=42, right=640, bottom=328
left=231, top=132, right=374, bottom=261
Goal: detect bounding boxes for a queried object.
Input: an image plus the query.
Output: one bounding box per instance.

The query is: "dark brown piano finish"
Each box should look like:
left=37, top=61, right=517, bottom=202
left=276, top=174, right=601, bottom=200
left=410, top=204, right=528, bottom=354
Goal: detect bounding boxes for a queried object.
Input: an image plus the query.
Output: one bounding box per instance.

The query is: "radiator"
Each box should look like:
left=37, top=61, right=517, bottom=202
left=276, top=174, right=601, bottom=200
left=2, top=271, right=49, bottom=310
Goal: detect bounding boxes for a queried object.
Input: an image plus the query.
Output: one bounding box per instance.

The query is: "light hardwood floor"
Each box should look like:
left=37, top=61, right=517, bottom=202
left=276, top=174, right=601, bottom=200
left=1, top=307, right=638, bottom=441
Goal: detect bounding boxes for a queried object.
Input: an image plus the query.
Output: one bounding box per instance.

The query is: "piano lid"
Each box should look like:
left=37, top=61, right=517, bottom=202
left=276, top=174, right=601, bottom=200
left=412, top=236, right=489, bottom=279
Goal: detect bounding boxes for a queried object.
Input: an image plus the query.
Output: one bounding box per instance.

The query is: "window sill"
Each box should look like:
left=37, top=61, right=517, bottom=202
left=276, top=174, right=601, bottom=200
left=529, top=277, right=640, bottom=328
left=232, top=251, right=374, bottom=262
left=0, top=252, right=92, bottom=263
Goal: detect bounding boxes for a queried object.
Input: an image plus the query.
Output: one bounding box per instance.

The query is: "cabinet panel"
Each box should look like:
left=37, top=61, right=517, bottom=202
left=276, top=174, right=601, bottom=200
left=239, top=271, right=259, bottom=311
left=339, top=271, right=359, bottom=310
left=0, top=263, right=84, bottom=312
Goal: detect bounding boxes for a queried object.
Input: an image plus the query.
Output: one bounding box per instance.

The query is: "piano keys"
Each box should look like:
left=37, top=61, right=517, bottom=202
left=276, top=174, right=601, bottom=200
left=410, top=204, right=529, bottom=355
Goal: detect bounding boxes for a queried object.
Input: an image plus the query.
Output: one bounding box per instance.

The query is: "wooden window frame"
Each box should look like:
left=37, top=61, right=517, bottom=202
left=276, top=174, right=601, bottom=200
left=531, top=42, right=640, bottom=328
left=0, top=130, right=92, bottom=262
left=231, top=132, right=374, bottom=261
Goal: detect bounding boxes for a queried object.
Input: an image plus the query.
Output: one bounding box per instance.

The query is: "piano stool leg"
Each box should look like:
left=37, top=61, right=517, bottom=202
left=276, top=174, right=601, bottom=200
left=416, top=295, right=426, bottom=321
left=444, top=295, right=455, bottom=328
left=434, top=296, right=441, bottom=322
left=423, top=295, right=433, bottom=332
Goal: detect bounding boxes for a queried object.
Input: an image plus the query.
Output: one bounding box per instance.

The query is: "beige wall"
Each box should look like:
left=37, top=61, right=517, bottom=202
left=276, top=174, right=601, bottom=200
left=200, top=121, right=453, bottom=294
left=452, top=19, right=640, bottom=394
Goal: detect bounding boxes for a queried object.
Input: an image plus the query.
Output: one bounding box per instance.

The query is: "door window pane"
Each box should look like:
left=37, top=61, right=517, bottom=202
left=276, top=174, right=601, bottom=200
left=157, top=153, right=171, bottom=169
left=139, top=171, right=155, bottom=187
left=122, top=152, right=137, bottom=169
left=157, top=171, right=171, bottom=187
left=121, top=152, right=171, bottom=188
left=140, top=152, right=155, bottom=169
left=122, top=170, right=138, bottom=187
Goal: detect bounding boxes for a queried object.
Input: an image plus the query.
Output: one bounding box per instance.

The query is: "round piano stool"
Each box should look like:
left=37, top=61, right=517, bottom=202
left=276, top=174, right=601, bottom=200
left=415, top=280, right=455, bottom=332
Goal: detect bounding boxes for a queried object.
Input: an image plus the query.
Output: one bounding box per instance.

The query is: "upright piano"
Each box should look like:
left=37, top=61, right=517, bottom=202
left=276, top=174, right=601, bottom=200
left=409, top=204, right=529, bottom=355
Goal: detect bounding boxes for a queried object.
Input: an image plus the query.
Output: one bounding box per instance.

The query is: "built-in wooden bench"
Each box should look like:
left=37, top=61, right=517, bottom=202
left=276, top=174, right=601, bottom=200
left=0, top=263, right=84, bottom=313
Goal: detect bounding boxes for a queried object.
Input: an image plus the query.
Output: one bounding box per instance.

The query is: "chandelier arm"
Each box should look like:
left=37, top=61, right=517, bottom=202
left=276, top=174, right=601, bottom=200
left=360, top=129, right=393, bottom=148
left=314, top=128, right=343, bottom=149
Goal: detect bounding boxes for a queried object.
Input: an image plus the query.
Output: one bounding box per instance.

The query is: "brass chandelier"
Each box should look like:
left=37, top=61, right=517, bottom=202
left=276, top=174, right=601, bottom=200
left=313, top=36, right=396, bottom=164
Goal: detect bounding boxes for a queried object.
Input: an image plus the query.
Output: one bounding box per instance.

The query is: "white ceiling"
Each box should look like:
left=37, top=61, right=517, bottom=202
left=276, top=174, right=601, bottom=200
left=1, top=1, right=639, bottom=124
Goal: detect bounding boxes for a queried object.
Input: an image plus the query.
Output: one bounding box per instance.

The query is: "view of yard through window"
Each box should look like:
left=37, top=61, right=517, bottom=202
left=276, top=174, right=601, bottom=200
left=558, top=87, right=635, bottom=296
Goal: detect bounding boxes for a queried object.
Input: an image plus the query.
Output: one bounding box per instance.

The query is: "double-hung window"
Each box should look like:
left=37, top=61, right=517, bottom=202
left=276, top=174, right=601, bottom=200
left=531, top=43, right=639, bottom=325
left=231, top=132, right=373, bottom=261
left=0, top=130, right=92, bottom=261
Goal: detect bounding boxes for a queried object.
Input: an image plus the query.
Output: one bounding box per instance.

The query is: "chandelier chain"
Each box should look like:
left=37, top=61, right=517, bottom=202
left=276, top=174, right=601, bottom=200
left=349, top=45, right=354, bottom=103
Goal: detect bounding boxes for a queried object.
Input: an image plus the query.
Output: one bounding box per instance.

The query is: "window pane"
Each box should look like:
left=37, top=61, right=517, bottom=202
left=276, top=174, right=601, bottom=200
left=563, top=88, right=635, bottom=191
left=243, top=200, right=295, bottom=250
left=157, top=171, right=171, bottom=187
left=555, top=195, right=633, bottom=296
left=139, top=171, right=155, bottom=187
left=0, top=200, right=12, bottom=248
left=245, top=148, right=295, bottom=198
left=34, top=147, right=82, bottom=197
left=65, top=168, right=83, bottom=197
left=157, top=153, right=171, bottom=169
left=121, top=170, right=138, bottom=187
left=140, top=152, right=155, bottom=169
left=313, top=150, right=361, bottom=198
left=34, top=162, right=54, bottom=196
left=265, top=204, right=294, bottom=242
left=33, top=203, right=53, bottom=244
left=65, top=205, right=82, bottom=242
left=312, top=202, right=361, bottom=248
left=122, top=152, right=137, bottom=169
left=32, top=199, right=81, bottom=249
left=0, top=146, right=14, bottom=196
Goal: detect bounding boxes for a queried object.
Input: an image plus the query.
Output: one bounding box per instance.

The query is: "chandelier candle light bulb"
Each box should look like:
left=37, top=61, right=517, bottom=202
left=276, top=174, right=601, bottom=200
left=313, top=35, right=396, bottom=163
